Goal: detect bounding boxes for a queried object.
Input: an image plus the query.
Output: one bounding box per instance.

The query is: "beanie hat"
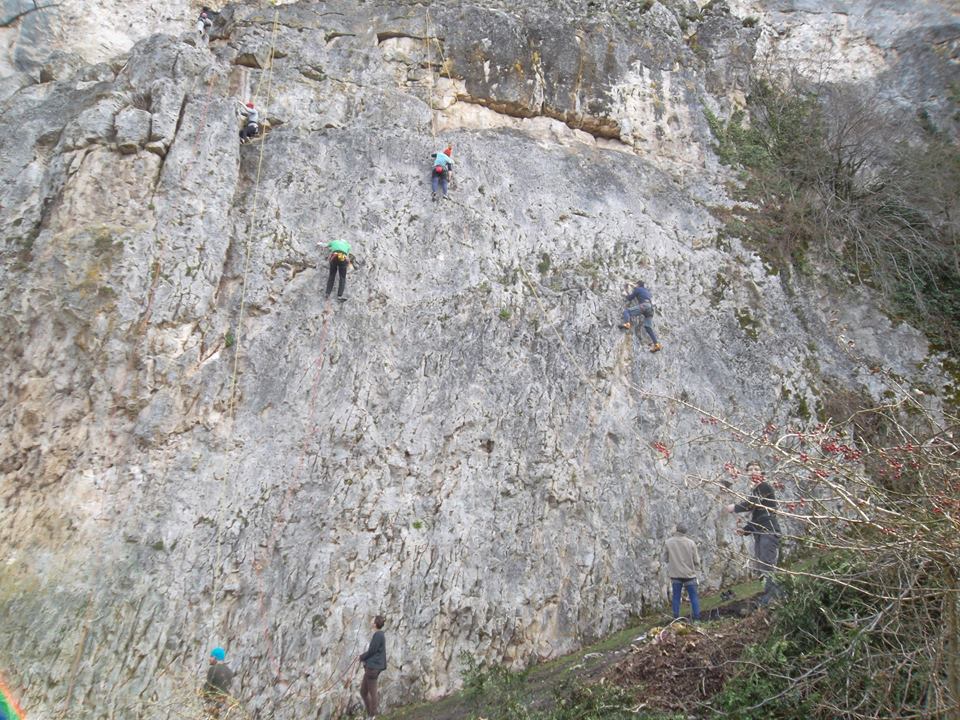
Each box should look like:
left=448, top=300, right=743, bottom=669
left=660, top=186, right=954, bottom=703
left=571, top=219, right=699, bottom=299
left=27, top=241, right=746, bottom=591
left=211, top=647, right=226, bottom=662
left=246, top=102, right=254, bottom=109
left=443, top=146, right=452, bottom=156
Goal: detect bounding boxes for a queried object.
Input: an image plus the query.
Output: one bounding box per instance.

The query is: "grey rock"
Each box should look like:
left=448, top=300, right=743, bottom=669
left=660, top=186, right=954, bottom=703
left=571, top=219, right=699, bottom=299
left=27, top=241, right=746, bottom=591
left=114, top=106, right=152, bottom=153
left=0, top=2, right=954, bottom=720
left=147, top=78, right=185, bottom=144
left=60, top=94, right=125, bottom=150
left=38, top=50, right=86, bottom=84
left=234, top=45, right=273, bottom=69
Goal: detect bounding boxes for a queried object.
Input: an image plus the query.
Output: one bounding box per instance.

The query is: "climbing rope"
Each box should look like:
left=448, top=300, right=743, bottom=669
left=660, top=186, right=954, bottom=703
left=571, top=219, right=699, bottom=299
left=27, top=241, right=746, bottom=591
left=210, top=2, right=281, bottom=642
left=424, top=7, right=438, bottom=139
left=254, top=303, right=337, bottom=683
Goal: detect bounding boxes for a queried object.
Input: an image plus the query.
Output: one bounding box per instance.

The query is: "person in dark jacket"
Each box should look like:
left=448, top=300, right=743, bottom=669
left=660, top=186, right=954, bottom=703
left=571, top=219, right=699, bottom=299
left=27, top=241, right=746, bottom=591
left=203, top=647, right=234, bottom=718
left=725, top=460, right=782, bottom=603
left=620, top=280, right=662, bottom=352
left=358, top=615, right=387, bottom=719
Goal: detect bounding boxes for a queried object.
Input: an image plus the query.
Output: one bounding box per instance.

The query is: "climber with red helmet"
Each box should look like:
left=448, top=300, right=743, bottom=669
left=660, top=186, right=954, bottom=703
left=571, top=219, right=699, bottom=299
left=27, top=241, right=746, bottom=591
left=196, top=10, right=213, bottom=41
left=429, top=145, right=454, bottom=201
left=238, top=100, right=260, bottom=143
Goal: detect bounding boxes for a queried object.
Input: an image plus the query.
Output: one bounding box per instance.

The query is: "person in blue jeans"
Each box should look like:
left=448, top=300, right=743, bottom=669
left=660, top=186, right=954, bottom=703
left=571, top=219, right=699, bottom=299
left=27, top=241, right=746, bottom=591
left=663, top=524, right=701, bottom=621
left=620, top=280, right=662, bottom=352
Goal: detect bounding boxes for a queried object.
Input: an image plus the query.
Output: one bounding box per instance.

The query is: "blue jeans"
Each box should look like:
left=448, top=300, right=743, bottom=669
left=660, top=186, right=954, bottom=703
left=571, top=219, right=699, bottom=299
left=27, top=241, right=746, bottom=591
left=431, top=172, right=448, bottom=195
left=671, top=578, right=700, bottom=620
left=621, top=306, right=658, bottom=344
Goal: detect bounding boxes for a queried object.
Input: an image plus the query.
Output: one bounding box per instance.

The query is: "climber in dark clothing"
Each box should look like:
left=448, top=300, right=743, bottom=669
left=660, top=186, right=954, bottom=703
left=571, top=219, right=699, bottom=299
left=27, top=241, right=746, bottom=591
left=358, top=615, right=387, bottom=718
left=725, top=460, right=782, bottom=604
left=620, top=280, right=662, bottom=352
left=203, top=647, right=234, bottom=718
left=325, top=239, right=353, bottom=301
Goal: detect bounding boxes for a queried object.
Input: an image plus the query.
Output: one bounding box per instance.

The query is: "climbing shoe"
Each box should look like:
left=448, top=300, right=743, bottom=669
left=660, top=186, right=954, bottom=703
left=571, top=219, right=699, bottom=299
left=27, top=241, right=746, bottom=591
left=337, top=296, right=348, bottom=302
left=620, top=322, right=632, bottom=330
left=431, top=192, right=437, bottom=201
left=650, top=343, right=663, bottom=353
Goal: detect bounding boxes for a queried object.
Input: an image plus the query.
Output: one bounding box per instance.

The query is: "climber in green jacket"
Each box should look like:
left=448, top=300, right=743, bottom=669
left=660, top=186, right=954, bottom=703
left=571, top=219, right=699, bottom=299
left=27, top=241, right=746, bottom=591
left=325, top=239, right=353, bottom=301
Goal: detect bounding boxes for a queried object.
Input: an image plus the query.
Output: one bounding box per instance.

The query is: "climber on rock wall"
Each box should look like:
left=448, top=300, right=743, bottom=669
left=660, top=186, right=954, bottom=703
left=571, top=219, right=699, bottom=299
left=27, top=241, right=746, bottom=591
left=325, top=239, right=353, bottom=302
left=238, top=101, right=260, bottom=143
left=202, top=647, right=234, bottom=719
left=620, top=280, right=662, bottom=352
left=196, top=11, right=212, bottom=41
left=430, top=146, right=454, bottom=201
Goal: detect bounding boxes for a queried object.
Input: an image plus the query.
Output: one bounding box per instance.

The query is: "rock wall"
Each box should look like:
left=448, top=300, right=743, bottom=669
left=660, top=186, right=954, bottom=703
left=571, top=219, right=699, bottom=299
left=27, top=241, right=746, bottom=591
left=0, top=1, right=955, bottom=718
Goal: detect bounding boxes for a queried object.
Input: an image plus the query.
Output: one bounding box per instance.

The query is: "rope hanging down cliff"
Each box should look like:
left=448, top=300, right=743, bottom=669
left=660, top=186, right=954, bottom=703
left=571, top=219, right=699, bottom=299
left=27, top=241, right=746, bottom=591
left=210, top=5, right=281, bottom=634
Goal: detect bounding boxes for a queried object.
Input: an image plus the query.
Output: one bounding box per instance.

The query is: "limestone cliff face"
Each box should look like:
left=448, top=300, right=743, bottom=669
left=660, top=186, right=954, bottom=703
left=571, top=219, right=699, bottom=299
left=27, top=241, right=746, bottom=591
left=0, top=1, right=955, bottom=718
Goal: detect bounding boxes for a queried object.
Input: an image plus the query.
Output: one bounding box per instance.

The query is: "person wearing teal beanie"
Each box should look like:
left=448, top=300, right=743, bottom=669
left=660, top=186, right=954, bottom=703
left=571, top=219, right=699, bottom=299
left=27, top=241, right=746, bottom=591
left=203, top=647, right=234, bottom=717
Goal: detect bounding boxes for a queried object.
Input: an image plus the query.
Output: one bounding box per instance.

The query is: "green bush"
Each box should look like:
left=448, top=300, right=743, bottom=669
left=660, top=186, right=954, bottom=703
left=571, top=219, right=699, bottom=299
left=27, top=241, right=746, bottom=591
left=712, top=555, right=945, bottom=719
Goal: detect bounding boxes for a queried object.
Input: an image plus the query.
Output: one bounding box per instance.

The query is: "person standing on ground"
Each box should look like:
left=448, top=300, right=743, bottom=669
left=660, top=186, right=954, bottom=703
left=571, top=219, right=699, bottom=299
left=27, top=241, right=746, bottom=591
left=619, top=280, right=662, bottom=352
left=325, top=239, right=353, bottom=302
left=725, top=460, right=782, bottom=604
left=203, top=647, right=234, bottom=718
left=358, top=615, right=387, bottom=719
left=429, top=146, right=454, bottom=201
left=663, top=524, right=701, bottom=621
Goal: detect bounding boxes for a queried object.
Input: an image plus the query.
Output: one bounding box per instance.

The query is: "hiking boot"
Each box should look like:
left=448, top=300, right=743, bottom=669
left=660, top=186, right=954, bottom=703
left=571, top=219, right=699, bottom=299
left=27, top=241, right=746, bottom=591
left=650, top=343, right=663, bottom=353
left=620, top=322, right=632, bottom=330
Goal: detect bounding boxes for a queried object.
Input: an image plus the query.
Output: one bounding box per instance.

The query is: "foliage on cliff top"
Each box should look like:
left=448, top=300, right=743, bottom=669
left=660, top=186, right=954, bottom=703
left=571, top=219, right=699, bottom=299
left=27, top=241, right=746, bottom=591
left=707, top=78, right=960, bottom=355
